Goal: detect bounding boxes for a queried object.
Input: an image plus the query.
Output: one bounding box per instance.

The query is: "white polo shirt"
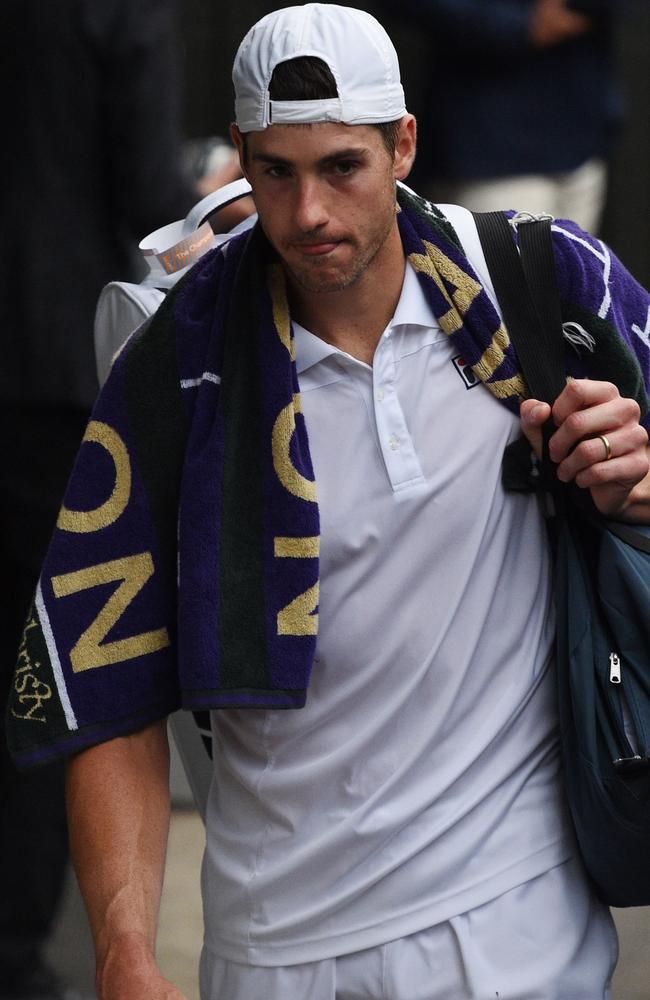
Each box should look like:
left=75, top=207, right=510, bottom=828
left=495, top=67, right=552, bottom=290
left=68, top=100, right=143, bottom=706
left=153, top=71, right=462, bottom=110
left=202, top=261, right=574, bottom=966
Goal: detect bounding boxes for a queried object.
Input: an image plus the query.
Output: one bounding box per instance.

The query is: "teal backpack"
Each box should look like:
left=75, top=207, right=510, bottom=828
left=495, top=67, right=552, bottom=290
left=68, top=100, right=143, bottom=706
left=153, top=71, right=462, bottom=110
left=475, top=211, right=650, bottom=908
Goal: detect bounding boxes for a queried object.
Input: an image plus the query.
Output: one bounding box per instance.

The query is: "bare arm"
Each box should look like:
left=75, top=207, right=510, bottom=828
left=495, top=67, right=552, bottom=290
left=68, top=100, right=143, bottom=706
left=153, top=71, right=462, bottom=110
left=66, top=719, right=187, bottom=1000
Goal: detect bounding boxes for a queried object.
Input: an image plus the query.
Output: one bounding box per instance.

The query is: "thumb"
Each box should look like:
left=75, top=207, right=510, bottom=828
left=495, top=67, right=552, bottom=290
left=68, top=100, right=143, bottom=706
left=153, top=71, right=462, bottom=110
left=520, top=398, right=552, bottom=460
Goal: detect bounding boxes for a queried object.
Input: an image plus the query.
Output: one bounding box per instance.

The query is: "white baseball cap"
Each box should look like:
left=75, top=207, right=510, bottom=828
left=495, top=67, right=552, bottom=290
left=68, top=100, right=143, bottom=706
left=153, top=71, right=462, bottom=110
left=233, top=3, right=407, bottom=133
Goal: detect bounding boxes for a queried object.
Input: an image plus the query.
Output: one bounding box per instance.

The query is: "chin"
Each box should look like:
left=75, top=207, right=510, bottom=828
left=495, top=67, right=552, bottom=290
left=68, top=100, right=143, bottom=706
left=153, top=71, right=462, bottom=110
left=290, top=268, right=361, bottom=294
left=287, top=252, right=369, bottom=294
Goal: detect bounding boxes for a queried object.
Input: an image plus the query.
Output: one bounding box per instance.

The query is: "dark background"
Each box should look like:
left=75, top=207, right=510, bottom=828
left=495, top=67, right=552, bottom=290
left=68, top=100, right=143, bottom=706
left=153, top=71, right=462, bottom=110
left=179, top=0, right=650, bottom=287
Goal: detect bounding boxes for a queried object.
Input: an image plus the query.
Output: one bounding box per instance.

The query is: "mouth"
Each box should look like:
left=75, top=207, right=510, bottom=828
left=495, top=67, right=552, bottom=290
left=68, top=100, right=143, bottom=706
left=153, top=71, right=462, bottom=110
left=292, top=239, right=342, bottom=257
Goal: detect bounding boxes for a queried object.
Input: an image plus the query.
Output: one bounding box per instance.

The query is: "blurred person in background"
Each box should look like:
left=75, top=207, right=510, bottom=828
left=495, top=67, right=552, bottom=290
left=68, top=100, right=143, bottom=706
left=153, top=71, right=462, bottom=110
left=0, top=2, right=242, bottom=997
left=379, top=0, right=622, bottom=234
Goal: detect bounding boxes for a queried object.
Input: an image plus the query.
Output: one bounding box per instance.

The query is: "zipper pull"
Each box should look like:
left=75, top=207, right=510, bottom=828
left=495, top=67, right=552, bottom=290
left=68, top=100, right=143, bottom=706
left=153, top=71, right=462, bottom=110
left=610, top=653, right=621, bottom=684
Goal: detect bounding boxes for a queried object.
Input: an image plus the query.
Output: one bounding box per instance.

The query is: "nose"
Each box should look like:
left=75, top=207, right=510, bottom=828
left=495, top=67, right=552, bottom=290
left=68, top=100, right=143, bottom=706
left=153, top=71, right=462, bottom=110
left=293, top=177, right=329, bottom=234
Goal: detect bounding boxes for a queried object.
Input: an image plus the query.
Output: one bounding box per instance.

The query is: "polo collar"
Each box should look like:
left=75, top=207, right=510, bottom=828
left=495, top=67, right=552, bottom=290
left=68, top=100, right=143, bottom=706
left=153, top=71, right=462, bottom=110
left=293, top=259, right=436, bottom=375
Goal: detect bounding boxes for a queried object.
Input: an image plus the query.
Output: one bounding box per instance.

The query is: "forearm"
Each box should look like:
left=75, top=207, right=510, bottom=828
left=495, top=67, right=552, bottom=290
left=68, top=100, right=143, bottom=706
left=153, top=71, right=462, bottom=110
left=66, top=719, right=172, bottom=996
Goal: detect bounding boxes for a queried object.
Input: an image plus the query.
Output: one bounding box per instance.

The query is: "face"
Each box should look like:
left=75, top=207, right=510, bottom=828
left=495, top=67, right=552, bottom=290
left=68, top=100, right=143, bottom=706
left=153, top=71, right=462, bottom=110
left=231, top=118, right=416, bottom=296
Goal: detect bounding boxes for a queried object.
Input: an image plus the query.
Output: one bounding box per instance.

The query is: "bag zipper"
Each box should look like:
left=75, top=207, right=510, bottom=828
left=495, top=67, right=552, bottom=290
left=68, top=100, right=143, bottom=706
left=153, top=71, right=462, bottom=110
left=608, top=651, right=647, bottom=771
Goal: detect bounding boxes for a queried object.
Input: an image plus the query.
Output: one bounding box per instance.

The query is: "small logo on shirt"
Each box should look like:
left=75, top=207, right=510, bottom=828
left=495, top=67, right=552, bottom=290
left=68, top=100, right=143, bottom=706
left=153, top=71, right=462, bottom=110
left=452, top=355, right=479, bottom=389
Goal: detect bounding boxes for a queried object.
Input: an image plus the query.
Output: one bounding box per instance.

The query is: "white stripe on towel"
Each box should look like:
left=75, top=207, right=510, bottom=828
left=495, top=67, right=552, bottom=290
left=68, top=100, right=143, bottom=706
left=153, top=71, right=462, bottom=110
left=35, top=580, right=78, bottom=731
left=180, top=371, right=221, bottom=389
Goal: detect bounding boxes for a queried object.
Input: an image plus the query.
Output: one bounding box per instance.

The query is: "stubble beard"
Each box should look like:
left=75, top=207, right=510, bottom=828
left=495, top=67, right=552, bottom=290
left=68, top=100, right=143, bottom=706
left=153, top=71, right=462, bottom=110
left=281, top=211, right=396, bottom=296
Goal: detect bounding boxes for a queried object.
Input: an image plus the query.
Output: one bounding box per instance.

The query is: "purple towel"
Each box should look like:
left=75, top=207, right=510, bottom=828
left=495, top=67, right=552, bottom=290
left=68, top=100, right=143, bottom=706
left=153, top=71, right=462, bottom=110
left=7, top=188, right=650, bottom=768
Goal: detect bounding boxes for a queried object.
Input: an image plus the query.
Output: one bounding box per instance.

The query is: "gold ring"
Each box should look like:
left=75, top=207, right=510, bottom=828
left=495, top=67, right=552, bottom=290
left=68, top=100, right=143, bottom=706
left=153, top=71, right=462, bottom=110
left=598, top=434, right=612, bottom=461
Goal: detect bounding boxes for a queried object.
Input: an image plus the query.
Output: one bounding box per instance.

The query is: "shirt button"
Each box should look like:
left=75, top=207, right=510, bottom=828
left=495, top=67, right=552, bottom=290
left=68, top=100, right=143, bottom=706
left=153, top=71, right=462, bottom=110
left=388, top=435, right=400, bottom=451
left=377, top=388, right=385, bottom=401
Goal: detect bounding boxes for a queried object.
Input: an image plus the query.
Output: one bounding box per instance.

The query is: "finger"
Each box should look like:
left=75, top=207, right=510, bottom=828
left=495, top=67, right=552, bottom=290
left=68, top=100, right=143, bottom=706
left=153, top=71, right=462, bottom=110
left=550, top=379, right=619, bottom=427
left=520, top=398, right=552, bottom=425
left=573, top=449, right=650, bottom=493
left=556, top=426, right=649, bottom=484
left=520, top=399, right=552, bottom=460
left=549, top=396, right=641, bottom=464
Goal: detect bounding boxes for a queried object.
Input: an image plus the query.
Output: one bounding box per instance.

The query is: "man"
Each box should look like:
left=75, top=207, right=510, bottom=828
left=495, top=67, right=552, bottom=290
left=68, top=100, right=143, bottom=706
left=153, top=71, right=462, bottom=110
left=6, top=5, right=650, bottom=999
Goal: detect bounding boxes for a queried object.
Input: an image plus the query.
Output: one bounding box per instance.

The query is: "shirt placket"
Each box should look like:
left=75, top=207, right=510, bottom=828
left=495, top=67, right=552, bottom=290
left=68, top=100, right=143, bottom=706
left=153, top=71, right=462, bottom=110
left=372, top=329, right=425, bottom=492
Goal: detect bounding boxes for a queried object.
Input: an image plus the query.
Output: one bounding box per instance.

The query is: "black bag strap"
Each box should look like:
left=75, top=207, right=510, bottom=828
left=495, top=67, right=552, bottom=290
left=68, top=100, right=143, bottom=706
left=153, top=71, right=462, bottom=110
left=473, top=210, right=570, bottom=486
left=472, top=211, right=566, bottom=406
left=473, top=210, right=650, bottom=552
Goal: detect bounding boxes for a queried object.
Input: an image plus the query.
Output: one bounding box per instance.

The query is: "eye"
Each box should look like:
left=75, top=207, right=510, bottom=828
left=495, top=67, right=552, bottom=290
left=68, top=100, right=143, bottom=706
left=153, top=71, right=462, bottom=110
left=265, top=164, right=290, bottom=179
left=332, top=160, right=358, bottom=176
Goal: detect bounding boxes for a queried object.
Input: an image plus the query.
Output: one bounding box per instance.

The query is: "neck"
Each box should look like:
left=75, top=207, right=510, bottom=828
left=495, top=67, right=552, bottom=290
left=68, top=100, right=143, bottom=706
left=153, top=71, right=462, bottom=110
left=286, top=223, right=406, bottom=366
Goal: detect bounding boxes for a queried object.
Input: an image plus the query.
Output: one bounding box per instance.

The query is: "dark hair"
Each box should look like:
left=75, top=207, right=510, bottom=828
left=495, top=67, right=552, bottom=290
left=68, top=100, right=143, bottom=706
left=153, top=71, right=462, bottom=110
left=248, top=55, right=401, bottom=155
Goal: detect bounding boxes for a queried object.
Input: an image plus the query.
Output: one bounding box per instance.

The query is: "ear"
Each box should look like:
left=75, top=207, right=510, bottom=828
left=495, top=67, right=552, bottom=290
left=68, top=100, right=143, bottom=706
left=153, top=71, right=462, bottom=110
left=393, top=115, right=417, bottom=182
left=230, top=123, right=248, bottom=178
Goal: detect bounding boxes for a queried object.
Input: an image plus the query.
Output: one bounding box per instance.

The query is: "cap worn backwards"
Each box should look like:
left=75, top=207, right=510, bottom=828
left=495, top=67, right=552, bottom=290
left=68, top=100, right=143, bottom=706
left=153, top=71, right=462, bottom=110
left=233, top=3, right=406, bottom=133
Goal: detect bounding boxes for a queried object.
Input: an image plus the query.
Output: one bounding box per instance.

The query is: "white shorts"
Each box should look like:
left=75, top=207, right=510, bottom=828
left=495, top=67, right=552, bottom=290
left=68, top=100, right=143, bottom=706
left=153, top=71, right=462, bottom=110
left=199, top=856, right=617, bottom=999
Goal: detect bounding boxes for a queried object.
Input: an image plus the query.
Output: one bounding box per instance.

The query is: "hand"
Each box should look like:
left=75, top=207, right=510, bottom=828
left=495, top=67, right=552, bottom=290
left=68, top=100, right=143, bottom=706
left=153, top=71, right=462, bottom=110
left=99, top=970, right=187, bottom=1000
left=97, top=934, right=188, bottom=1000
left=529, top=0, right=592, bottom=47
left=520, top=379, right=650, bottom=519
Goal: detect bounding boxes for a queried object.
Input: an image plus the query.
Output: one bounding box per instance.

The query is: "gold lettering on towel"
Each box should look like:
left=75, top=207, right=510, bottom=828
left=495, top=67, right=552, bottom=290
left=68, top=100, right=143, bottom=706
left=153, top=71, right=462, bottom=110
left=51, top=553, right=170, bottom=672
left=274, top=536, right=320, bottom=636
left=274, top=536, right=320, bottom=559
left=57, top=421, right=131, bottom=533
left=272, top=395, right=318, bottom=502
left=409, top=242, right=516, bottom=388
left=486, top=374, right=528, bottom=400
left=277, top=583, right=319, bottom=636
left=268, top=260, right=320, bottom=638
left=268, top=263, right=295, bottom=359
left=12, top=617, right=52, bottom=722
